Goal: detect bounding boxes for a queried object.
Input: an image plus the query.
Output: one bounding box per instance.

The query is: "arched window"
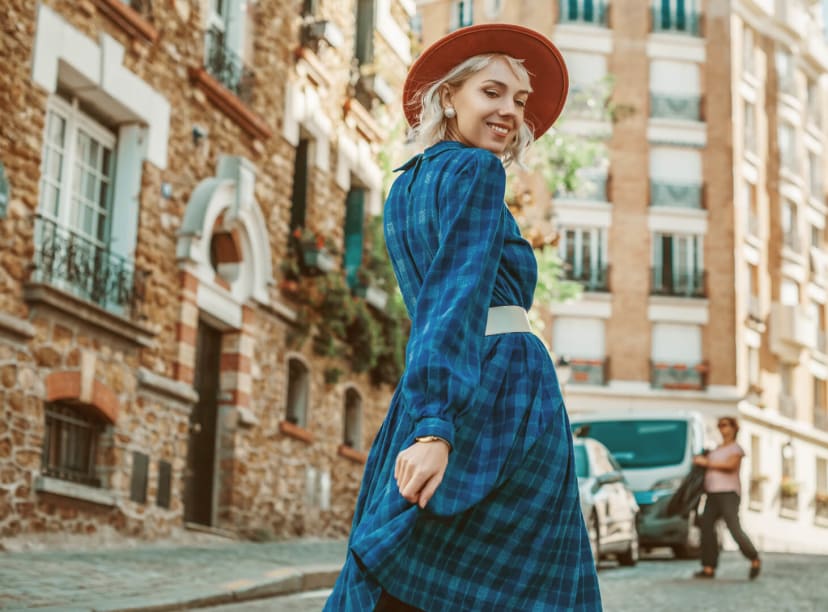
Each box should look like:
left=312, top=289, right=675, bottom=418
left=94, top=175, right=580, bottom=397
left=343, top=388, right=363, bottom=450
left=286, top=357, right=310, bottom=428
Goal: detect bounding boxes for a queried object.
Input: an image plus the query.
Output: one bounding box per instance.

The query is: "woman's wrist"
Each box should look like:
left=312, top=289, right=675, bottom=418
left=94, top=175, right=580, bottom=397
left=415, top=435, right=451, bottom=450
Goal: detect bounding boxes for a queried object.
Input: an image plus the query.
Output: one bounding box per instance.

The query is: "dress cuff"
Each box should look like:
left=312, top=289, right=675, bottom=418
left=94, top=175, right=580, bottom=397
left=412, top=417, right=455, bottom=450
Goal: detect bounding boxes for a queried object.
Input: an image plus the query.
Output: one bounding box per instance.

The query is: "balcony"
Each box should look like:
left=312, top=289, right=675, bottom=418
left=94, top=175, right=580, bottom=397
left=650, top=93, right=701, bottom=121
left=651, top=6, right=701, bottom=36
left=558, top=0, right=608, bottom=26
left=650, top=266, right=706, bottom=298
left=650, top=360, right=708, bottom=390
left=555, top=173, right=608, bottom=201
left=778, top=394, right=797, bottom=419
left=815, top=408, right=828, bottom=432
left=770, top=303, right=817, bottom=350
left=205, top=27, right=255, bottom=103
left=569, top=358, right=609, bottom=385
left=562, top=264, right=610, bottom=292
left=30, top=214, right=145, bottom=319
left=563, top=85, right=609, bottom=121
left=650, top=180, right=703, bottom=209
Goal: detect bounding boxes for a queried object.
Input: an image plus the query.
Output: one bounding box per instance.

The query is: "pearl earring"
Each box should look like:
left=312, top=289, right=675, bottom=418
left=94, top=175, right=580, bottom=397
left=443, top=107, right=456, bottom=119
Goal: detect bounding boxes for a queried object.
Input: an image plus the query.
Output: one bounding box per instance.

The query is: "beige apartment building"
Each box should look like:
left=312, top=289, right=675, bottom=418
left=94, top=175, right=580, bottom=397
left=417, top=0, right=828, bottom=553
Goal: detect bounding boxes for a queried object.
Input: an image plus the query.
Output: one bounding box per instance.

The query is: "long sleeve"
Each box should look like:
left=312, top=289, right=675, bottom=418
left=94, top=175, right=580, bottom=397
left=400, top=149, right=507, bottom=449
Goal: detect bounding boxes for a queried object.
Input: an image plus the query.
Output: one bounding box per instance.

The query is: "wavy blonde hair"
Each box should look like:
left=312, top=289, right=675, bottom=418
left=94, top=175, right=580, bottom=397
left=408, top=53, right=535, bottom=167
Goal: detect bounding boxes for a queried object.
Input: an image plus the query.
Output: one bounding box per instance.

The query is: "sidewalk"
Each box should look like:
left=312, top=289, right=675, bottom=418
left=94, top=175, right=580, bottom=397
left=0, top=538, right=347, bottom=611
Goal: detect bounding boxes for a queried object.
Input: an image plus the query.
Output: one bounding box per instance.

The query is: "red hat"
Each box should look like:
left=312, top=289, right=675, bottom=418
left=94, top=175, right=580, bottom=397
left=403, top=23, right=569, bottom=140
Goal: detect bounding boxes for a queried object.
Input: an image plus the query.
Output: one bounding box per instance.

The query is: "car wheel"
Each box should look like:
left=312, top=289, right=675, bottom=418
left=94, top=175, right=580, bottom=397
left=672, top=510, right=702, bottom=559
left=588, top=512, right=600, bottom=569
left=617, top=517, right=639, bottom=567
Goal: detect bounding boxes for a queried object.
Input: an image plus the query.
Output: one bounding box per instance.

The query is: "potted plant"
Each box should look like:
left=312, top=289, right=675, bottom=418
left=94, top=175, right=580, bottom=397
left=780, top=477, right=799, bottom=498
left=292, top=226, right=337, bottom=274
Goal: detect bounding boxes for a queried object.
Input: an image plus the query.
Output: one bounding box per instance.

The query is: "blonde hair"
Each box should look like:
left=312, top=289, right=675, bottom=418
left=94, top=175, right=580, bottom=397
left=408, top=53, right=535, bottom=167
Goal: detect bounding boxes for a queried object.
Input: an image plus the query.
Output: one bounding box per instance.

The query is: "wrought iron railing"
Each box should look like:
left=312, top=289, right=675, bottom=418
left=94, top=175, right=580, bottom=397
left=205, top=27, right=255, bottom=103
left=42, top=403, right=102, bottom=487
left=650, top=93, right=701, bottom=121
left=652, top=5, right=700, bottom=35
left=650, top=266, right=706, bottom=298
left=569, top=358, right=609, bottom=385
left=558, top=0, right=608, bottom=25
left=563, top=85, right=609, bottom=121
left=778, top=394, right=797, bottom=419
left=650, top=360, right=708, bottom=390
left=650, top=180, right=703, bottom=209
left=31, top=214, right=145, bottom=318
left=556, top=173, right=608, bottom=201
left=563, top=263, right=610, bottom=292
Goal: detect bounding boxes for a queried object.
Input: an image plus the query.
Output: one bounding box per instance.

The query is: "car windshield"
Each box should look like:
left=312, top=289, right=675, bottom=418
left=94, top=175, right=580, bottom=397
left=571, top=420, right=688, bottom=469
left=573, top=443, right=589, bottom=478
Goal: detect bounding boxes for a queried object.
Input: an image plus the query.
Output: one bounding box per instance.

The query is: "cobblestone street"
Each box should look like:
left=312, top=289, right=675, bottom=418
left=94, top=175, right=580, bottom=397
left=206, top=550, right=828, bottom=612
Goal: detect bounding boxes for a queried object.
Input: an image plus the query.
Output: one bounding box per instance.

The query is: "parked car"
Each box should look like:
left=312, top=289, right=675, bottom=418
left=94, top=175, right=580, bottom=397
left=571, top=410, right=706, bottom=558
left=573, top=436, right=640, bottom=568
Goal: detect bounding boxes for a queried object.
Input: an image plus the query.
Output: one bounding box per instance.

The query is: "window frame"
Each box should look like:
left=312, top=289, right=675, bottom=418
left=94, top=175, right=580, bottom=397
left=285, top=356, right=311, bottom=428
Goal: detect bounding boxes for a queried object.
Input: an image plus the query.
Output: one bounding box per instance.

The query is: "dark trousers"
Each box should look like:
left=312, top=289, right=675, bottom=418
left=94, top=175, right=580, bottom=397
left=701, top=491, right=759, bottom=568
left=374, top=590, right=424, bottom=612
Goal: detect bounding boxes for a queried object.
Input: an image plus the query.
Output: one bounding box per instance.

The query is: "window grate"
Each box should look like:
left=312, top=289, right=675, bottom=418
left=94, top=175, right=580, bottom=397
left=42, top=404, right=103, bottom=487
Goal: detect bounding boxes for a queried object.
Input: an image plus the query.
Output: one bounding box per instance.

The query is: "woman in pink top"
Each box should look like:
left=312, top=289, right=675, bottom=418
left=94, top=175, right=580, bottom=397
left=692, top=417, right=761, bottom=579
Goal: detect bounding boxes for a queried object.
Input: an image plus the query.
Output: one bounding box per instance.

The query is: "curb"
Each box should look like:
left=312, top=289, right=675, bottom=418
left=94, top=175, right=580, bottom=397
left=99, top=564, right=342, bottom=612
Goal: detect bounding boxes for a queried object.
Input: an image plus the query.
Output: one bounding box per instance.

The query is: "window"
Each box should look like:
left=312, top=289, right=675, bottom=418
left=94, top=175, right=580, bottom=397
left=652, top=233, right=704, bottom=297
left=286, top=357, right=310, bottom=427
left=807, top=79, right=821, bottom=128
left=775, top=48, right=795, bottom=92
left=343, top=388, right=363, bottom=450
left=570, top=419, right=688, bottom=469
left=451, top=0, right=473, bottom=29
left=559, top=0, right=606, bottom=24
left=290, top=139, right=310, bottom=231
left=779, top=363, right=796, bottom=418
left=815, top=376, right=826, bottom=410
left=743, top=179, right=758, bottom=236
left=355, top=0, right=376, bottom=67
left=780, top=442, right=798, bottom=511
left=778, top=123, right=798, bottom=174
left=781, top=200, right=799, bottom=251
left=747, top=262, right=759, bottom=317
left=818, top=457, right=828, bottom=493
left=42, top=403, right=106, bottom=487
left=749, top=434, right=763, bottom=506
left=204, top=0, right=252, bottom=100
left=809, top=151, right=822, bottom=198
left=747, top=345, right=760, bottom=389
left=743, top=100, right=756, bottom=155
left=742, top=24, right=755, bottom=75
left=344, top=188, right=366, bottom=287
left=653, top=0, right=699, bottom=35
left=559, top=228, right=608, bottom=291
left=780, top=277, right=800, bottom=306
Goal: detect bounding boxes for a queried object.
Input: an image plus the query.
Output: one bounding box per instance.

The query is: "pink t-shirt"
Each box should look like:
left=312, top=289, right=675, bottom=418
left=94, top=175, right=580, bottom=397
left=704, top=443, right=745, bottom=495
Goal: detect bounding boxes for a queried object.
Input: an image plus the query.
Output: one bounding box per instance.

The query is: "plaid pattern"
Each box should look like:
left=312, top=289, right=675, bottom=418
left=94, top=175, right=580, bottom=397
left=325, top=142, right=602, bottom=611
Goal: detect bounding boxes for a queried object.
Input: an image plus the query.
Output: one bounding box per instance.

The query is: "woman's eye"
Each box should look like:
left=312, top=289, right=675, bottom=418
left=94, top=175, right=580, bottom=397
left=515, top=99, right=527, bottom=108
left=484, top=89, right=498, bottom=98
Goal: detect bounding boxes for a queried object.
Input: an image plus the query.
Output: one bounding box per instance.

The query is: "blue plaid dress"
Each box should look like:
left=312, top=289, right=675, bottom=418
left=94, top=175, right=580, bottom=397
left=325, top=141, right=602, bottom=611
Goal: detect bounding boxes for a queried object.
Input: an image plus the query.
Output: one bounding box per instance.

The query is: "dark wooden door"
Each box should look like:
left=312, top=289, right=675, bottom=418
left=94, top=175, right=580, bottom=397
left=183, top=321, right=222, bottom=525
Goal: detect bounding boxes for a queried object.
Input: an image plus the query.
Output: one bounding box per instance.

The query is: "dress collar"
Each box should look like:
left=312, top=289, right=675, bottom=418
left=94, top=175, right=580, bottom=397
left=393, top=140, right=469, bottom=172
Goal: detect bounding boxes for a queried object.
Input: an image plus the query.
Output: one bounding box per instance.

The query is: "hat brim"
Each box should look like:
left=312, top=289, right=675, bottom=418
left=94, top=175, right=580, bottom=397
left=403, top=24, right=569, bottom=140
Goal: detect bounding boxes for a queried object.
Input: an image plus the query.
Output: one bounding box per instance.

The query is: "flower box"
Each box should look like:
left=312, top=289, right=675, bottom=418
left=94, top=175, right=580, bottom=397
left=302, top=248, right=336, bottom=273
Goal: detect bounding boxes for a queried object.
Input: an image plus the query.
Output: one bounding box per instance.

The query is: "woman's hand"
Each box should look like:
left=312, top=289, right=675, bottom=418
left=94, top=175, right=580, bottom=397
left=693, top=455, right=709, bottom=468
left=395, top=440, right=450, bottom=509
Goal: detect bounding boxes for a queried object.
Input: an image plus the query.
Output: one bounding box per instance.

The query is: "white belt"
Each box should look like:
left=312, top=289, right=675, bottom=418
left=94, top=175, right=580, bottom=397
left=485, top=306, right=532, bottom=336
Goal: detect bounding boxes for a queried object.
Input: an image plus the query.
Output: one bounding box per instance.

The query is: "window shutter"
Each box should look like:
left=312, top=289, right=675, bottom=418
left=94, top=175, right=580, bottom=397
left=355, top=0, right=375, bottom=65
left=344, top=189, right=365, bottom=286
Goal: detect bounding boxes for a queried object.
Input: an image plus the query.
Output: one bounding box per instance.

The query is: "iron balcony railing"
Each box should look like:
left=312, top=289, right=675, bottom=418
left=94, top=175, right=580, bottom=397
left=651, top=4, right=700, bottom=36
left=563, top=263, right=610, bottom=292
left=650, top=360, right=708, bottom=391
left=563, top=85, right=608, bottom=121
left=42, top=403, right=102, bottom=487
left=650, top=93, right=701, bottom=121
left=650, top=180, right=704, bottom=209
left=814, top=408, right=828, bottom=432
left=650, top=266, right=706, bottom=298
left=778, top=394, right=797, bottom=419
left=205, top=27, right=255, bottom=103
left=555, top=173, right=608, bottom=201
left=31, top=214, right=145, bottom=318
left=569, top=357, right=609, bottom=386
left=558, top=0, right=608, bottom=26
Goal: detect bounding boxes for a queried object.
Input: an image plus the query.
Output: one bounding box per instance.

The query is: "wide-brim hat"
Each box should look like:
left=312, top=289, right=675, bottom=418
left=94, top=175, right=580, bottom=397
left=403, top=23, right=569, bottom=140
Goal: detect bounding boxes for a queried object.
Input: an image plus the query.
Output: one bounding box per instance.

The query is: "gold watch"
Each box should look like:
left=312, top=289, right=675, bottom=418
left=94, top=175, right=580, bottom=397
left=415, top=435, right=450, bottom=448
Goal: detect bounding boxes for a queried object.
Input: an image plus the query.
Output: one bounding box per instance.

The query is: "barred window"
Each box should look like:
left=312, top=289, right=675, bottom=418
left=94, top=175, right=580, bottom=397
left=41, top=403, right=106, bottom=487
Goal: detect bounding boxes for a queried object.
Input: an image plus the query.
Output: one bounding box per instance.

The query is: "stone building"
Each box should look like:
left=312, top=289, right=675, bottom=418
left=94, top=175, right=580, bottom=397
left=0, top=0, right=414, bottom=544
left=418, top=0, right=828, bottom=553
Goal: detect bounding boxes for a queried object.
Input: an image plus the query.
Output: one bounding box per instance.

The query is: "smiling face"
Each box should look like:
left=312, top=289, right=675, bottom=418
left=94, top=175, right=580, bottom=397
left=440, top=56, right=531, bottom=155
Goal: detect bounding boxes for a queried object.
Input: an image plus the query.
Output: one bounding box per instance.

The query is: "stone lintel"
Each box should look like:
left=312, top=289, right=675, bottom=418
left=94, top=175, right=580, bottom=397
left=137, top=367, right=199, bottom=406
left=0, top=311, right=35, bottom=340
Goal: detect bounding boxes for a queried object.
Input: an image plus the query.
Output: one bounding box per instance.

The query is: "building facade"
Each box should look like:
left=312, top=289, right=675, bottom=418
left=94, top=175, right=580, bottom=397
left=0, top=0, right=413, bottom=545
left=417, top=0, right=828, bottom=553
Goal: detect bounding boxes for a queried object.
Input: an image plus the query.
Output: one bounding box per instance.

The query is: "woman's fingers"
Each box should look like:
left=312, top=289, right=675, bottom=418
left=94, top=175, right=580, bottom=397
left=395, top=442, right=450, bottom=505
left=417, top=473, right=444, bottom=509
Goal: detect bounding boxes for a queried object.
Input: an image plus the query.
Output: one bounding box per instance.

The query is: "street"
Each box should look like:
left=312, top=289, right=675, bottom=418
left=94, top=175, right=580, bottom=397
left=203, top=551, right=827, bottom=612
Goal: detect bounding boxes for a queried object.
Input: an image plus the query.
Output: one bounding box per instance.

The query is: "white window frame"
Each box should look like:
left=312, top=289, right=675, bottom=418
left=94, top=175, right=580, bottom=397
left=653, top=232, right=703, bottom=289
left=39, top=95, right=116, bottom=246
left=451, top=0, right=473, bottom=29
left=559, top=227, right=607, bottom=281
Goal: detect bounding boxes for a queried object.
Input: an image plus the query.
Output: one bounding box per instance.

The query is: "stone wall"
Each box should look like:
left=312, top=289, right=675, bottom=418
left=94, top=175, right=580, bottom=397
left=0, top=0, right=411, bottom=545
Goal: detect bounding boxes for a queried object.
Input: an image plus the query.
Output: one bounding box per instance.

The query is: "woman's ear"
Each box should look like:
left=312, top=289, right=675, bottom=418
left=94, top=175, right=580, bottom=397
left=439, top=85, right=454, bottom=111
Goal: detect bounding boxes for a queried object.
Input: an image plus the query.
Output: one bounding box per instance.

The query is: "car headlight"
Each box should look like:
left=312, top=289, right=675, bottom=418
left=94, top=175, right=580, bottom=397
left=650, top=476, right=683, bottom=492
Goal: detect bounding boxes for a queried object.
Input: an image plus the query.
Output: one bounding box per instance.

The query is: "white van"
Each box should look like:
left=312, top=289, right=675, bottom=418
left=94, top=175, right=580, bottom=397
left=570, top=410, right=707, bottom=557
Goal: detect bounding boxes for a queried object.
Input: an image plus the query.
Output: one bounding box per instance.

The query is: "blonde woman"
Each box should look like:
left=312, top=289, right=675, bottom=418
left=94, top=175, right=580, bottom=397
left=326, top=24, right=601, bottom=611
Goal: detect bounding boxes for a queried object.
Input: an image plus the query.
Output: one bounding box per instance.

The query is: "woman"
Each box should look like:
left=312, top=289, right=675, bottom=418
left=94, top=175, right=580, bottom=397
left=692, top=417, right=761, bottom=580
left=325, top=24, right=601, bottom=611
